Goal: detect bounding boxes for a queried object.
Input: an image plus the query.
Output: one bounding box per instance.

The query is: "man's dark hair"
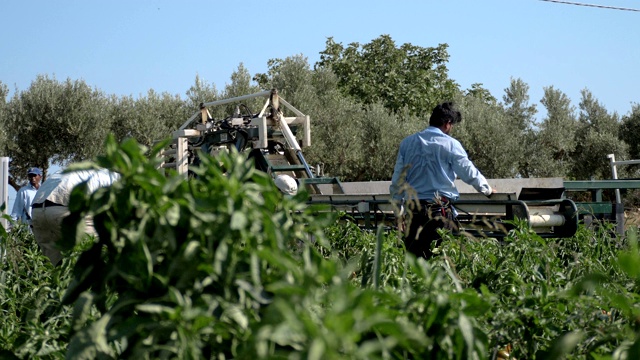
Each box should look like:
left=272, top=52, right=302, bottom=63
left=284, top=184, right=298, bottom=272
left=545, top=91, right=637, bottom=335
left=429, top=102, right=462, bottom=127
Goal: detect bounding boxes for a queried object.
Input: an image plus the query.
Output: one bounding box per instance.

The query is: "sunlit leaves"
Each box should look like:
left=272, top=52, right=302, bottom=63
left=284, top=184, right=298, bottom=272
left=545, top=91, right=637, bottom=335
left=317, top=35, right=459, bottom=116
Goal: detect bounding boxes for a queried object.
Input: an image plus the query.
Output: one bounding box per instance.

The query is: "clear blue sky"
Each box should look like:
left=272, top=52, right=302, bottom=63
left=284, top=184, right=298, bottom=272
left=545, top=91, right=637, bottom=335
left=1, top=0, right=639, bottom=208
left=2, top=0, right=639, bottom=117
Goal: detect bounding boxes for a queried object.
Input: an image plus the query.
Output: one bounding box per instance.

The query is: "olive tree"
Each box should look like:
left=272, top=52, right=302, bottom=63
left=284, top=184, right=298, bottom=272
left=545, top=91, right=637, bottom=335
left=0, top=81, right=8, bottom=155
left=454, top=93, right=523, bottom=179
left=185, top=74, right=219, bottom=112
left=108, top=90, right=190, bottom=147
left=309, top=99, right=411, bottom=181
left=620, top=104, right=640, bottom=160
left=620, top=104, right=640, bottom=203
left=465, top=83, right=497, bottom=105
left=571, top=89, right=628, bottom=180
left=532, top=86, right=578, bottom=178
left=253, top=54, right=319, bottom=118
left=219, top=63, right=262, bottom=117
left=4, top=75, right=111, bottom=188
left=502, top=78, right=537, bottom=177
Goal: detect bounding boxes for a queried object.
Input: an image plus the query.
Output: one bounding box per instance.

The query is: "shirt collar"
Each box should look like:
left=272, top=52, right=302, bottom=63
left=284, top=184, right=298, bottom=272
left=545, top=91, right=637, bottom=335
left=427, top=126, right=447, bottom=135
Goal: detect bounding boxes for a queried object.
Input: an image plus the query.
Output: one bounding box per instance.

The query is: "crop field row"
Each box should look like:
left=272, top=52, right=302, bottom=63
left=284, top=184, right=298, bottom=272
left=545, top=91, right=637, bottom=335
left=1, top=137, right=639, bottom=359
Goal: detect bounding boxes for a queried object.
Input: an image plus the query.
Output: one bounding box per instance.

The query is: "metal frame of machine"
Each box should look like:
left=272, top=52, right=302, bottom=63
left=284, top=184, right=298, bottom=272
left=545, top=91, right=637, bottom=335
left=309, top=178, right=579, bottom=239
left=159, top=89, right=344, bottom=194
left=159, top=90, right=580, bottom=239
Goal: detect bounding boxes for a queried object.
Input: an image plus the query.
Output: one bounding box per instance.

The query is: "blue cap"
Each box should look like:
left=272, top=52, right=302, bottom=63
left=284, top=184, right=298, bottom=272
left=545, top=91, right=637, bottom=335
left=27, top=167, right=43, bottom=176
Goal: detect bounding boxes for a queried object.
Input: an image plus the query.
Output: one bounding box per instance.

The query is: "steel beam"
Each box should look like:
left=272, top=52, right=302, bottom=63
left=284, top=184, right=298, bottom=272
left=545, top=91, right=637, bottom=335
left=563, top=180, right=640, bottom=190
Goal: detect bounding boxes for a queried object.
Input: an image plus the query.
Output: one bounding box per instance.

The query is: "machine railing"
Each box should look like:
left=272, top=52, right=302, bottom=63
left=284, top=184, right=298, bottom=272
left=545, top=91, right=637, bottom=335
left=564, top=178, right=640, bottom=235
left=308, top=192, right=579, bottom=239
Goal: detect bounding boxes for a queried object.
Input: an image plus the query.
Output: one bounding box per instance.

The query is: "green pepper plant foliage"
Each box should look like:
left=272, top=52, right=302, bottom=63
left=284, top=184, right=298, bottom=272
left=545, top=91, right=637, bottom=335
left=437, top=221, right=640, bottom=359
left=54, top=135, right=493, bottom=359
left=0, top=213, right=98, bottom=359
left=8, top=134, right=640, bottom=359
left=57, top=135, right=334, bottom=359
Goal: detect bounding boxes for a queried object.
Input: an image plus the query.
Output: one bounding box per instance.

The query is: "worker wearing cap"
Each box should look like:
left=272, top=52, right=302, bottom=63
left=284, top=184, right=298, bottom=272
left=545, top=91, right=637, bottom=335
left=10, top=167, right=43, bottom=226
left=389, top=102, right=495, bottom=259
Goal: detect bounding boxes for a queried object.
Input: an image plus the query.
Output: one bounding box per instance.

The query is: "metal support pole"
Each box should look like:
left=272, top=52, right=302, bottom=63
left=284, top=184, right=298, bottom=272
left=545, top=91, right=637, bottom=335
left=608, top=154, right=625, bottom=235
left=278, top=116, right=314, bottom=178
left=607, top=154, right=622, bottom=203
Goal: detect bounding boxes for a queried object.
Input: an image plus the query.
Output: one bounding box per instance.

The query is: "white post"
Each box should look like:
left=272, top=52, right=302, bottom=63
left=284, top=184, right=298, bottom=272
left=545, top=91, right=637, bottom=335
left=608, top=153, right=626, bottom=235
left=303, top=115, right=311, bottom=147
left=607, top=154, right=622, bottom=203
left=1, top=157, right=8, bottom=262
left=176, top=137, right=189, bottom=178
left=0, top=157, right=8, bottom=231
left=278, top=116, right=302, bottom=152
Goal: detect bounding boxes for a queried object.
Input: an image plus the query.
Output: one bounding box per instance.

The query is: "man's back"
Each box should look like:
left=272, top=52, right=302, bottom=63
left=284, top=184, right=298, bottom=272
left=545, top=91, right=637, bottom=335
left=389, top=102, right=493, bottom=260
left=397, top=127, right=461, bottom=201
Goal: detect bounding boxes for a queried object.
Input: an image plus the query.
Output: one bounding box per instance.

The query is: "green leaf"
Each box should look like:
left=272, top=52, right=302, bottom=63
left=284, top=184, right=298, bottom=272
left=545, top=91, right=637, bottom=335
left=537, top=331, right=584, bottom=360
left=225, top=305, right=249, bottom=330
left=183, top=240, right=200, bottom=260
left=71, top=292, right=95, bottom=332
left=135, top=304, right=174, bottom=315
left=308, top=338, right=325, bottom=360
left=230, top=211, right=248, bottom=230
left=458, top=314, right=475, bottom=357
left=164, top=203, right=180, bottom=227
left=66, top=314, right=114, bottom=360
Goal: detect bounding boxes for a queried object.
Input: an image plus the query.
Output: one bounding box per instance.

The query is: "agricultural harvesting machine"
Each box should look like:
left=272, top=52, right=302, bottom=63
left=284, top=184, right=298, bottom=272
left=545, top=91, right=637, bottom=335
left=159, top=90, right=579, bottom=239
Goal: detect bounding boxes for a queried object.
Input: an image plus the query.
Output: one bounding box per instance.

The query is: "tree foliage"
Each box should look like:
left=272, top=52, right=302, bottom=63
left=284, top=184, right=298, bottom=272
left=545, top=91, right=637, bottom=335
left=254, top=55, right=415, bottom=181
left=254, top=55, right=316, bottom=108
left=3, top=75, right=111, bottom=186
left=533, top=86, right=579, bottom=178
left=503, top=78, right=537, bottom=132
left=502, top=78, right=538, bottom=177
left=185, top=74, right=219, bottom=110
left=620, top=104, right=640, bottom=160
left=219, top=63, right=262, bottom=117
left=1, top=35, right=635, bottom=188
left=454, top=93, right=524, bottom=179
left=108, top=90, right=189, bottom=147
left=317, top=35, right=459, bottom=116
left=0, top=81, right=8, bottom=154
left=571, top=89, right=628, bottom=179
left=464, top=83, right=497, bottom=105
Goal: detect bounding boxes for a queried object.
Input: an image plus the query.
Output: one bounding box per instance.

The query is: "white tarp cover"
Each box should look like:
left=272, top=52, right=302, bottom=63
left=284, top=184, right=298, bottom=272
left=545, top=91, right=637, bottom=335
left=33, top=169, right=120, bottom=206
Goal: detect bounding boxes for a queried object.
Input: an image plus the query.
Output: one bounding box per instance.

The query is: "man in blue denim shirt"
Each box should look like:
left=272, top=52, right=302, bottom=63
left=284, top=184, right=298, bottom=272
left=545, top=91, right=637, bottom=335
left=389, top=102, right=494, bottom=259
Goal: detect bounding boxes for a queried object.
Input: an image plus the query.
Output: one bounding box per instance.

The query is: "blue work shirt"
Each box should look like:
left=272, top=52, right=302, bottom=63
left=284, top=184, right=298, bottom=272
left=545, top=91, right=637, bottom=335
left=10, top=183, right=38, bottom=223
left=389, top=126, right=491, bottom=202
